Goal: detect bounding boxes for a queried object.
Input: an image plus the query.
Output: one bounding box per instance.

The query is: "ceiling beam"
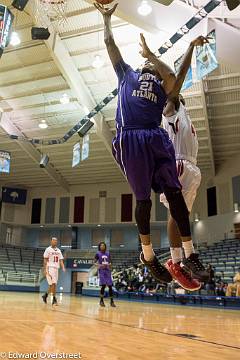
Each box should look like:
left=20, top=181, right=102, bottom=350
left=0, top=112, right=70, bottom=192
left=43, top=33, right=114, bottom=156
left=83, top=0, right=158, bottom=33
left=200, top=80, right=215, bottom=176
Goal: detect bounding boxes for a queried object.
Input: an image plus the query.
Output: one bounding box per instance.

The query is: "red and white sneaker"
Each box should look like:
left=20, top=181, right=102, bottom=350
left=165, top=259, right=201, bottom=291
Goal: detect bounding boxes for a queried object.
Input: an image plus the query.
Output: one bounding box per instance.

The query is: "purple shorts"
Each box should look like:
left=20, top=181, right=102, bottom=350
left=112, top=128, right=181, bottom=200
left=99, top=269, right=113, bottom=286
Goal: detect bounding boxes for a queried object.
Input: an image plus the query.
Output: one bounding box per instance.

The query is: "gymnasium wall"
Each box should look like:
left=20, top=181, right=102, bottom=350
left=192, top=151, right=240, bottom=245
left=0, top=152, right=240, bottom=248
left=0, top=181, right=168, bottom=226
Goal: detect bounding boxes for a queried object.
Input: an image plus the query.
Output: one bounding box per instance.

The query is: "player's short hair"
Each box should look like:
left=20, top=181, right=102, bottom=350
left=98, top=242, right=107, bottom=251
left=51, top=237, right=58, bottom=241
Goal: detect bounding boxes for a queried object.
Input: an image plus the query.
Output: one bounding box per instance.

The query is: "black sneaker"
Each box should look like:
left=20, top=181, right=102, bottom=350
left=42, top=293, right=48, bottom=304
left=140, top=252, right=172, bottom=283
left=110, top=299, right=116, bottom=308
left=182, top=253, right=209, bottom=282
left=100, top=299, right=105, bottom=307
left=52, top=296, right=58, bottom=306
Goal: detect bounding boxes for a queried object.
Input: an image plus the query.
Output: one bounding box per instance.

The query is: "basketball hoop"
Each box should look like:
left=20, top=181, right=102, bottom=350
left=34, top=0, right=68, bottom=31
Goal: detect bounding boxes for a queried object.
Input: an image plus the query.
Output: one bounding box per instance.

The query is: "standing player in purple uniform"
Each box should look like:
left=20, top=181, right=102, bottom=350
left=95, top=2, right=206, bottom=284
left=95, top=242, right=116, bottom=307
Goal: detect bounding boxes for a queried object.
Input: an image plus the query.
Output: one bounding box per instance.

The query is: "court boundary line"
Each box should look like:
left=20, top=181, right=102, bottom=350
left=54, top=309, right=240, bottom=351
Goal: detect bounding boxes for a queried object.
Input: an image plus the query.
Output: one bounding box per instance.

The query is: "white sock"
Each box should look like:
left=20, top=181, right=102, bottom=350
left=170, top=247, right=183, bottom=264
left=182, top=240, right=195, bottom=259
left=142, top=244, right=155, bottom=262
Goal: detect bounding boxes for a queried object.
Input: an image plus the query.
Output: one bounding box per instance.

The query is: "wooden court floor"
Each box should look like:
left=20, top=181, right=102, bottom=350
left=0, top=292, right=239, bottom=360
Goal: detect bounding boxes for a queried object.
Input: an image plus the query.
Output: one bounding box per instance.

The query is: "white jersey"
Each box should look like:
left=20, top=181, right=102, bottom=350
left=162, top=102, right=198, bottom=165
left=43, top=246, right=64, bottom=269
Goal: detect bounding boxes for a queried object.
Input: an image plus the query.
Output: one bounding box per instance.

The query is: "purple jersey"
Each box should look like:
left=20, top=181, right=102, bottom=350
left=95, top=251, right=111, bottom=266
left=95, top=251, right=112, bottom=286
left=114, top=60, right=167, bottom=130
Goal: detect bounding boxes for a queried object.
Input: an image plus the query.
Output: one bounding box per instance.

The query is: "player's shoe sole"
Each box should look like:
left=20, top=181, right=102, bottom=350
left=165, top=259, right=201, bottom=291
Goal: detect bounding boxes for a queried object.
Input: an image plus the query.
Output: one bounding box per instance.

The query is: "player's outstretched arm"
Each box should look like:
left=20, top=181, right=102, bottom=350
left=139, top=33, right=176, bottom=95
left=94, top=2, right=123, bottom=69
left=170, top=36, right=209, bottom=101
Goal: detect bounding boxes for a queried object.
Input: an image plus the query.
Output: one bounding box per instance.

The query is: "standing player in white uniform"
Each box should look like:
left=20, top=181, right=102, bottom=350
left=160, top=36, right=209, bottom=291
left=42, top=237, right=65, bottom=306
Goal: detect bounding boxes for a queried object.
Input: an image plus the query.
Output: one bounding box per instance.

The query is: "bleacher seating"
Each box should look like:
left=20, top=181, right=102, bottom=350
left=111, top=238, right=240, bottom=287
left=199, top=238, right=240, bottom=283
left=0, top=244, right=44, bottom=286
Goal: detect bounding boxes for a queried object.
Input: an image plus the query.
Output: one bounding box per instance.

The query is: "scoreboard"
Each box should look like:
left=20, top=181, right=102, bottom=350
left=0, top=4, right=14, bottom=57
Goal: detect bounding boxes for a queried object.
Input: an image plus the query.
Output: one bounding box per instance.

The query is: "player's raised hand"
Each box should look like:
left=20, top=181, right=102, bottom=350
left=191, top=36, right=209, bottom=47
left=139, top=33, right=153, bottom=59
left=94, top=2, right=118, bottom=17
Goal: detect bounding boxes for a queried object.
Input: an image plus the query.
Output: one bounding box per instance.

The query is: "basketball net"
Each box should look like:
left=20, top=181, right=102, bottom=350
left=34, top=0, right=68, bottom=31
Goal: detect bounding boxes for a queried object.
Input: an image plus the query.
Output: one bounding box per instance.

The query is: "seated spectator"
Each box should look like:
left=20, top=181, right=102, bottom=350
left=215, top=281, right=227, bottom=296
left=226, top=268, right=240, bottom=297
left=205, top=263, right=215, bottom=294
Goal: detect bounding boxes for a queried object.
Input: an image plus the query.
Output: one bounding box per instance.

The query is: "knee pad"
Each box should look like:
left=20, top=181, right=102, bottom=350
left=164, top=188, right=190, bottom=237
left=135, top=199, right=152, bottom=235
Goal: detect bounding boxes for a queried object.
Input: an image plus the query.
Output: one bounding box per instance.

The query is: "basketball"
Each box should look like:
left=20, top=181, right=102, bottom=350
left=95, top=0, right=114, bottom=5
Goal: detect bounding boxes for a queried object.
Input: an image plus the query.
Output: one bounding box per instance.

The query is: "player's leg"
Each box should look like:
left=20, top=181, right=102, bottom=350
left=165, top=214, right=201, bottom=290
left=113, top=129, right=172, bottom=283
left=42, top=270, right=52, bottom=304
left=236, top=284, right=240, bottom=297
left=160, top=193, right=183, bottom=263
left=100, top=285, right=106, bottom=307
left=153, top=129, right=208, bottom=283
left=162, top=162, right=202, bottom=289
left=51, top=269, right=59, bottom=305
left=108, top=285, right=116, bottom=307
left=178, top=162, right=202, bottom=261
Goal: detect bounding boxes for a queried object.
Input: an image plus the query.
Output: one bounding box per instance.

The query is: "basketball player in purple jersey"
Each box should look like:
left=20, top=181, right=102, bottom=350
left=95, top=242, right=116, bottom=307
left=95, top=2, right=204, bottom=284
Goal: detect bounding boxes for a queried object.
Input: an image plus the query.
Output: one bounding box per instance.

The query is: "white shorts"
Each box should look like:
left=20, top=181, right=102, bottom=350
left=46, top=267, right=59, bottom=285
left=160, top=160, right=201, bottom=212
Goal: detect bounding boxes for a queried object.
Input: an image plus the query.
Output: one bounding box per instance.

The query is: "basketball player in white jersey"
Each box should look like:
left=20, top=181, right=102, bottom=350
left=42, top=237, right=65, bottom=306
left=160, top=36, right=209, bottom=291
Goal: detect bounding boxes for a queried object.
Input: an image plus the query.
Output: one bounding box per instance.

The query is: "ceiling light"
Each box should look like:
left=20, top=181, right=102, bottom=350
left=138, top=1, right=152, bottom=16
left=92, top=55, right=104, bottom=69
left=194, top=213, right=200, bottom=222
left=38, top=120, right=48, bottom=129
left=60, top=93, right=70, bottom=104
left=97, top=224, right=101, bottom=227
left=10, top=32, right=21, bottom=46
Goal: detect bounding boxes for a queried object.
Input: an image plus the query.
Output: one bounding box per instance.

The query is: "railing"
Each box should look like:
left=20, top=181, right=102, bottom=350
left=6, top=271, right=39, bottom=286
